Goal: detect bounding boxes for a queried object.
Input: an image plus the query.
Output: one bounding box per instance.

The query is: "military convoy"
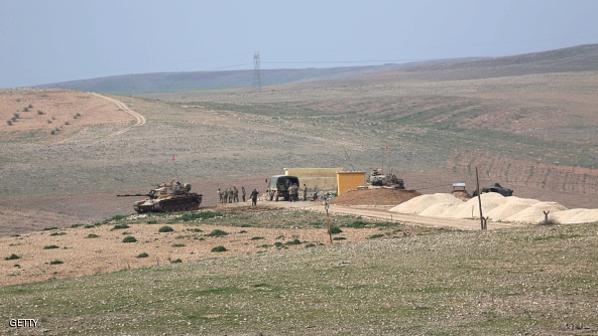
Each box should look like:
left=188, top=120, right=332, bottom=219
left=117, top=180, right=202, bottom=213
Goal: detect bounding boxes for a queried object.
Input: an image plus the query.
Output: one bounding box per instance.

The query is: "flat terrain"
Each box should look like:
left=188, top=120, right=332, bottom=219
left=1, top=215, right=596, bottom=335
left=2, top=206, right=426, bottom=286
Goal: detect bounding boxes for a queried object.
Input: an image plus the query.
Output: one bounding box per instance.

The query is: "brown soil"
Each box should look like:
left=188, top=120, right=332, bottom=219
left=0, top=223, right=382, bottom=286
left=332, top=188, right=421, bottom=206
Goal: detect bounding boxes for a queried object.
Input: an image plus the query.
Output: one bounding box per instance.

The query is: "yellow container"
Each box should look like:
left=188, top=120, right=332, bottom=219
left=284, top=168, right=341, bottom=192
left=336, top=171, right=367, bottom=195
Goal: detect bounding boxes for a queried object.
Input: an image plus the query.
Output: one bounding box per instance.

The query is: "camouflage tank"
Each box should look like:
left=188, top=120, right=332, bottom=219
left=368, top=169, right=405, bottom=189
left=117, top=180, right=203, bottom=213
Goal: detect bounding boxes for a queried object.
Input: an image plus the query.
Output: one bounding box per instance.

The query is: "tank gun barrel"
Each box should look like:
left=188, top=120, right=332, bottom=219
left=116, top=193, right=151, bottom=197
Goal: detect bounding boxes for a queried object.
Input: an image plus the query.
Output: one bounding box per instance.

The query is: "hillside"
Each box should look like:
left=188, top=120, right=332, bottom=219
left=38, top=66, right=379, bottom=94
left=38, top=44, right=598, bottom=94
left=3, top=44, right=598, bottom=232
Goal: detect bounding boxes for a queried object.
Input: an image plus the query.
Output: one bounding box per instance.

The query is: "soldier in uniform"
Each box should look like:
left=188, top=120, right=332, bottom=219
left=241, top=186, right=246, bottom=202
left=250, top=188, right=259, bottom=206
left=233, top=186, right=239, bottom=202
left=217, top=188, right=223, bottom=203
left=303, top=184, right=308, bottom=201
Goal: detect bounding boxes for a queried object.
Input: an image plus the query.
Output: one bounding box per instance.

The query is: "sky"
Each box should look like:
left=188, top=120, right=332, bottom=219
left=1, top=0, right=598, bottom=88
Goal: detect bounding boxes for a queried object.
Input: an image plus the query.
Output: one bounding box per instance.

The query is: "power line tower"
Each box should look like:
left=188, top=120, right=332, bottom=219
left=253, top=51, right=262, bottom=92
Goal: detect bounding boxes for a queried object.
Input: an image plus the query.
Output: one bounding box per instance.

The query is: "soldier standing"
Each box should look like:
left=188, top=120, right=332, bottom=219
left=303, top=184, right=308, bottom=201
left=233, top=186, right=239, bottom=203
left=250, top=188, right=259, bottom=206
left=241, top=186, right=246, bottom=202
left=217, top=188, right=223, bottom=203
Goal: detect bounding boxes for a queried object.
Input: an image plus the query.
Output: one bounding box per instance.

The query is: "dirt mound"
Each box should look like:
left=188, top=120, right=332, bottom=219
left=391, top=192, right=598, bottom=224
left=332, top=188, right=421, bottom=206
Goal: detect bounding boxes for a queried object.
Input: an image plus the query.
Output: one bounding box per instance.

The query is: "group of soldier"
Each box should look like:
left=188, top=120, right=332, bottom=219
left=218, top=186, right=245, bottom=203
left=218, top=186, right=260, bottom=206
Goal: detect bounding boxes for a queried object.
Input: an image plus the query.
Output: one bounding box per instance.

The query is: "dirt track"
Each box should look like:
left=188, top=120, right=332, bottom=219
left=269, top=201, right=526, bottom=231
left=92, top=93, right=146, bottom=139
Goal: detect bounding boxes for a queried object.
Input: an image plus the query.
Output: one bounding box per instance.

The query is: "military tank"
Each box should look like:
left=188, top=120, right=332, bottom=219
left=368, top=169, right=405, bottom=189
left=117, top=180, right=202, bottom=213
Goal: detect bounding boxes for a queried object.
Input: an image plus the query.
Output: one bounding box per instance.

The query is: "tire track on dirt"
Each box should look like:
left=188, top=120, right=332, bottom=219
left=91, top=93, right=146, bottom=139
left=56, top=93, right=146, bottom=144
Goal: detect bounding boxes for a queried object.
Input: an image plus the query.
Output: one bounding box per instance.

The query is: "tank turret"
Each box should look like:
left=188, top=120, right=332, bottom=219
left=117, top=180, right=202, bottom=213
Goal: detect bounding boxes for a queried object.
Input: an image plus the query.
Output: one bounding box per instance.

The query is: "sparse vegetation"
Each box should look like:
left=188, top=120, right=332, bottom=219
left=49, top=259, right=63, bottom=265
left=285, top=238, right=302, bottom=245
left=170, top=258, right=183, bottom=264
left=158, top=225, right=174, bottom=233
left=112, top=223, right=129, bottom=230
left=85, top=233, right=99, bottom=239
left=207, top=229, right=228, bottom=237
left=329, top=225, right=343, bottom=234
left=49, top=231, right=66, bottom=236
left=250, top=236, right=264, bottom=240
left=122, top=235, right=137, bottom=243
left=136, top=252, right=149, bottom=258
left=210, top=245, right=227, bottom=252
left=4, top=254, right=20, bottom=261
left=368, top=233, right=385, bottom=239
left=43, top=245, right=60, bottom=249
left=172, top=243, right=185, bottom=248
left=179, top=211, right=222, bottom=222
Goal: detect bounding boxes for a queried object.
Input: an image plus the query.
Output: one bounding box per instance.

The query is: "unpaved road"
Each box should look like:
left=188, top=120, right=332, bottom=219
left=265, top=201, right=527, bottom=231
left=92, top=92, right=146, bottom=138
left=56, top=93, right=146, bottom=144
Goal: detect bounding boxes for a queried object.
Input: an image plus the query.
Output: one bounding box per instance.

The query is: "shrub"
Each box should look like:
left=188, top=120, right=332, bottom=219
left=64, top=121, right=70, bottom=126
left=43, top=227, right=58, bottom=231
left=180, top=211, right=222, bottom=222
left=49, top=260, right=63, bottom=265
left=172, top=243, right=185, bottom=247
left=539, top=218, right=559, bottom=226
left=239, top=230, right=248, bottom=233
left=49, top=232, right=66, bottom=236
left=158, top=226, right=174, bottom=233
left=23, top=107, right=29, bottom=112
left=28, top=104, right=33, bottom=108
left=14, top=112, right=20, bottom=118
left=250, top=236, right=265, bottom=240
left=346, top=220, right=367, bottom=228
left=285, top=238, right=302, bottom=245
left=112, top=223, right=129, bottom=230
left=47, top=119, right=53, bottom=124
left=6, top=120, right=12, bottom=126
left=85, top=233, right=99, bottom=239
left=207, top=229, right=228, bottom=237
left=37, top=110, right=44, bottom=115
left=329, top=226, right=343, bottom=235
left=122, top=236, right=137, bottom=243
left=70, top=223, right=83, bottom=228
left=146, top=219, right=158, bottom=224
left=4, top=254, right=20, bottom=261
left=305, top=243, right=317, bottom=248
left=136, top=252, right=149, bottom=258
left=211, top=245, right=227, bottom=252
left=170, top=258, right=183, bottom=264
left=43, top=245, right=60, bottom=249
left=84, top=224, right=96, bottom=229
left=368, top=233, right=385, bottom=239
left=258, top=244, right=272, bottom=249
left=333, top=237, right=346, bottom=241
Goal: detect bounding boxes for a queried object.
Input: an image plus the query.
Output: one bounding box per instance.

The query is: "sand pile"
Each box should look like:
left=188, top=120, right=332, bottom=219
left=390, top=192, right=598, bottom=224
left=332, top=188, right=421, bottom=206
